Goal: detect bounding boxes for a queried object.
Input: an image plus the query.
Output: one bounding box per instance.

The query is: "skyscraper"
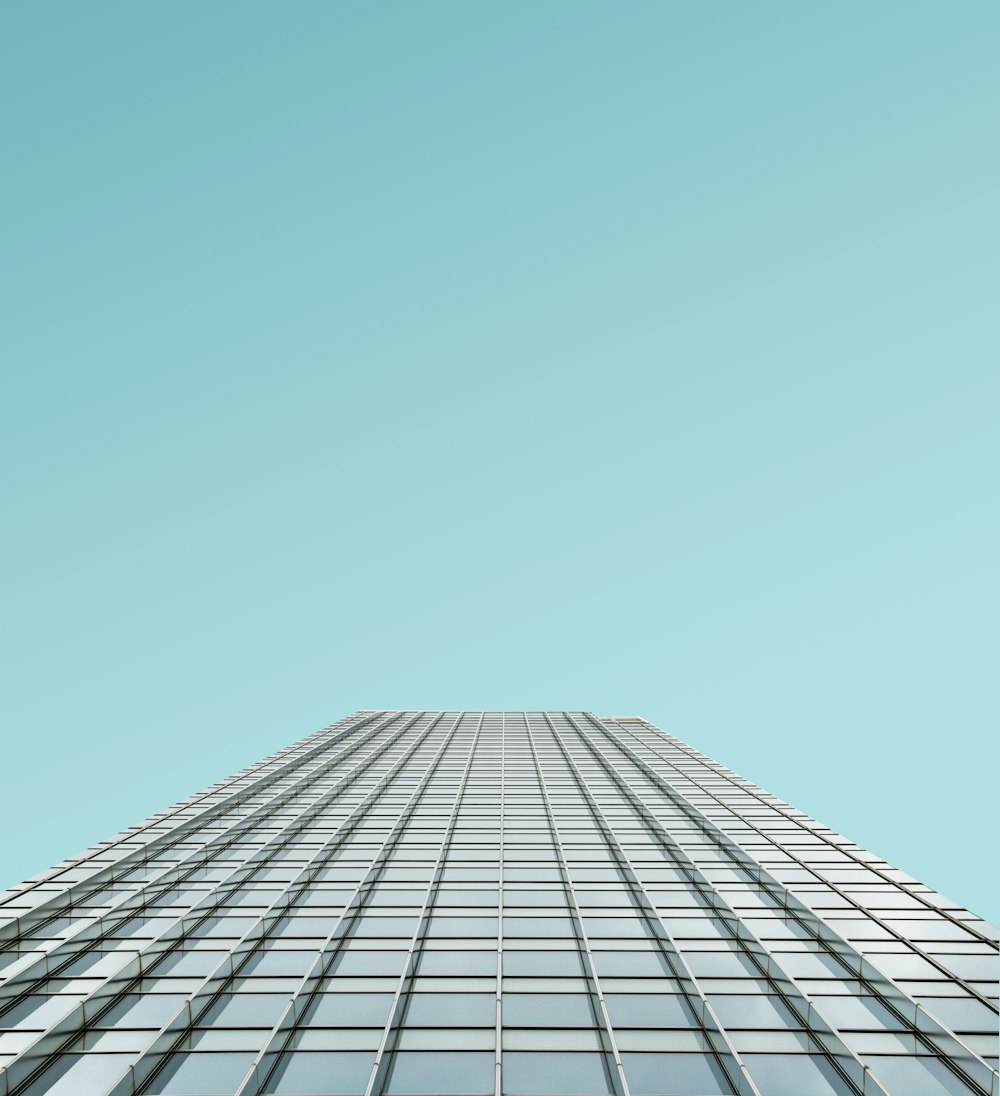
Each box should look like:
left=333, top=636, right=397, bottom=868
left=0, top=711, right=996, bottom=1096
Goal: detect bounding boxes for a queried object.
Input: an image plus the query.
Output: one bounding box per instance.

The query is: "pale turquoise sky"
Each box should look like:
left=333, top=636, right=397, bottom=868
left=1, top=3, right=997, bottom=923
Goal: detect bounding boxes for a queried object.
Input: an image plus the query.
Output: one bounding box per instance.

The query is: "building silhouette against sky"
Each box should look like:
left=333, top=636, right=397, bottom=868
left=0, top=711, right=996, bottom=1096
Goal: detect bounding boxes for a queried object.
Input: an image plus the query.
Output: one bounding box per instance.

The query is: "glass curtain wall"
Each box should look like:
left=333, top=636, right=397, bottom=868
left=0, top=712, right=995, bottom=1096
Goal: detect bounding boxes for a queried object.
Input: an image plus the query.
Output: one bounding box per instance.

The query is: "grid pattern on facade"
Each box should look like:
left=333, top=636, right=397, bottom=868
left=0, top=711, right=995, bottom=1096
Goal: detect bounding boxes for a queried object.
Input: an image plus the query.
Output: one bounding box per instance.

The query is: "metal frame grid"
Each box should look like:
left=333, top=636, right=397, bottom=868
left=0, top=712, right=995, bottom=1096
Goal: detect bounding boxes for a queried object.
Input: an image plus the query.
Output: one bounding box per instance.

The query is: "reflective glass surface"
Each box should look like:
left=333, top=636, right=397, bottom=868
left=0, top=711, right=995, bottom=1096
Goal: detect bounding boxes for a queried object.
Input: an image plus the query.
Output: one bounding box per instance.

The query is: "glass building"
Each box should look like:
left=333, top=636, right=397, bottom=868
left=0, top=711, right=995, bottom=1096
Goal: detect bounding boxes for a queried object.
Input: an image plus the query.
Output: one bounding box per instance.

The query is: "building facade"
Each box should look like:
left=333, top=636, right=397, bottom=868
left=0, top=711, right=995, bottom=1096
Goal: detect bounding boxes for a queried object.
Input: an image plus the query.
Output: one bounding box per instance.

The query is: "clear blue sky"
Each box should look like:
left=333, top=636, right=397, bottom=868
left=2, top=3, right=997, bottom=923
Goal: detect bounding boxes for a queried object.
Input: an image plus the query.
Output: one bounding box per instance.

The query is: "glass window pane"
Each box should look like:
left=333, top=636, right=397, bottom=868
left=866, top=1056, right=977, bottom=1096
left=503, top=918, right=576, bottom=938
left=682, top=951, right=758, bottom=978
left=707, top=995, right=800, bottom=1030
left=743, top=1054, right=854, bottom=1096
left=306, top=993, right=395, bottom=1027
left=436, top=890, right=499, bottom=907
left=503, top=952, right=584, bottom=977
left=809, top=995, right=905, bottom=1032
left=505, top=891, right=568, bottom=908
left=332, top=951, right=408, bottom=977
left=604, top=995, right=697, bottom=1029
left=202, top=993, right=288, bottom=1027
left=264, top=1050, right=373, bottom=1094
left=918, top=997, right=998, bottom=1032
left=385, top=1050, right=495, bottom=1094
left=621, top=1052, right=732, bottom=1095
left=591, top=952, right=667, bottom=977
left=22, top=1054, right=132, bottom=1096
left=503, top=994, right=594, bottom=1028
left=243, top=950, right=316, bottom=976
left=99, top=994, right=188, bottom=1029
left=502, top=1051, right=613, bottom=1095
left=2, top=995, right=85, bottom=1030
left=156, top=951, right=227, bottom=977
left=405, top=993, right=496, bottom=1027
left=147, top=1051, right=257, bottom=1094
left=426, top=917, right=498, bottom=938
left=418, top=952, right=496, bottom=976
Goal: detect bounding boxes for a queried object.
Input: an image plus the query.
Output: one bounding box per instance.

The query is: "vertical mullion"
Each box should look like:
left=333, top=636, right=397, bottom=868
left=495, top=711, right=505, bottom=1096
left=609, top=718, right=1000, bottom=999
left=544, top=713, right=770, bottom=1096
left=0, top=711, right=382, bottom=942
left=120, top=712, right=448, bottom=1096
left=239, top=712, right=470, bottom=1096
left=0, top=710, right=398, bottom=969
left=626, top=721, right=996, bottom=946
left=5, top=712, right=432, bottom=1096
left=577, top=713, right=997, bottom=1096
left=364, top=712, right=486, bottom=1096
left=522, top=712, right=631, bottom=1096
left=584, top=713, right=999, bottom=1089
